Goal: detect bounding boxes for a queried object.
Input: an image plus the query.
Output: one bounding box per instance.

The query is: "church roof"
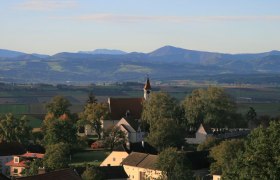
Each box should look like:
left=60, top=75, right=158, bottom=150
left=144, top=78, right=151, bottom=90
left=108, top=97, right=143, bottom=120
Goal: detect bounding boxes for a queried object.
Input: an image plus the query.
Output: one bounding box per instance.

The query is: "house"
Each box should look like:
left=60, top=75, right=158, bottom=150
left=116, top=117, right=145, bottom=143
left=14, top=168, right=81, bottom=180
left=213, top=174, right=222, bottom=180
left=186, top=124, right=213, bottom=144
left=100, top=141, right=157, bottom=167
left=6, top=152, right=44, bottom=177
left=75, top=166, right=128, bottom=180
left=122, top=152, right=163, bottom=180
left=0, top=142, right=25, bottom=176
left=186, top=124, right=250, bottom=144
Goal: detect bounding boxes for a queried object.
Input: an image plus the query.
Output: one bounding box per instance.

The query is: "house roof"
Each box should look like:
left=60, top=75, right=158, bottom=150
left=0, top=142, right=25, bottom=156
left=6, top=160, right=28, bottom=167
left=122, top=152, right=158, bottom=170
left=137, top=154, right=158, bottom=170
left=198, top=124, right=213, bottom=134
left=16, top=168, right=81, bottom=180
left=21, top=152, right=44, bottom=159
left=122, top=152, right=148, bottom=166
left=123, top=117, right=139, bottom=131
left=120, top=124, right=132, bottom=133
left=125, top=142, right=158, bottom=155
left=74, top=166, right=128, bottom=179
left=108, top=98, right=143, bottom=120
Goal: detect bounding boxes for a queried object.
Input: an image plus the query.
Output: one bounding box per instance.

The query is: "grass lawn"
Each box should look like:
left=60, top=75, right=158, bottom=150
left=69, top=150, right=109, bottom=167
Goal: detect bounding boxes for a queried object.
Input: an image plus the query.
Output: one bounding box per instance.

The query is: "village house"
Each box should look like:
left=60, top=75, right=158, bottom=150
left=0, top=142, right=25, bottom=176
left=186, top=124, right=250, bottom=144
left=100, top=141, right=157, bottom=167
left=6, top=152, right=44, bottom=177
left=122, top=152, right=163, bottom=180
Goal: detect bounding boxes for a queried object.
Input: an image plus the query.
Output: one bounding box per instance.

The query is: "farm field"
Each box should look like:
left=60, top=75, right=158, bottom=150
left=0, top=83, right=279, bottom=129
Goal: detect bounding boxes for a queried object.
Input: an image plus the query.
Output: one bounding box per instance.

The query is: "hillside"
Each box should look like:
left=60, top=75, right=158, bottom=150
left=0, top=46, right=280, bottom=84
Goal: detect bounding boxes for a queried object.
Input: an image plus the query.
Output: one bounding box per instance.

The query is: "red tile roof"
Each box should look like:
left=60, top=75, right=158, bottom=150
left=108, top=97, right=143, bottom=120
left=15, top=168, right=81, bottom=180
left=6, top=160, right=28, bottom=167
left=21, top=152, right=44, bottom=159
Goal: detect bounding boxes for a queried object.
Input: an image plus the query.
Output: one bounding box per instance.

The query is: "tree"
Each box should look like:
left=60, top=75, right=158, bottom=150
left=103, top=126, right=126, bottom=151
left=0, top=113, right=31, bottom=145
left=142, top=92, right=185, bottom=151
left=25, top=159, right=43, bottom=176
left=209, top=139, right=244, bottom=176
left=46, top=96, right=71, bottom=118
left=183, top=87, right=237, bottom=129
left=156, top=147, right=193, bottom=180
left=142, top=92, right=183, bottom=126
left=81, top=165, right=105, bottom=180
left=146, top=118, right=185, bottom=151
left=223, top=120, right=280, bottom=179
left=42, top=115, right=77, bottom=146
left=43, top=142, right=70, bottom=171
left=79, top=102, right=109, bottom=139
left=246, top=107, right=258, bottom=128
left=197, top=136, right=220, bottom=151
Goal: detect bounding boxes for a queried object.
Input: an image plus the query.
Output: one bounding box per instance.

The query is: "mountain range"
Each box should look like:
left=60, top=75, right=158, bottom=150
left=0, top=46, right=280, bottom=84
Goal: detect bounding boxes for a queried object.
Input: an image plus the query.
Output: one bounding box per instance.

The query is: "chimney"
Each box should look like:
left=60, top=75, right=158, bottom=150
left=142, top=141, right=145, bottom=148
left=126, top=142, right=130, bottom=150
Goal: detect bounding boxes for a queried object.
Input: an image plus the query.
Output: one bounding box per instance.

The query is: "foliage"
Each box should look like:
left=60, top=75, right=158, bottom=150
left=42, top=114, right=77, bottom=146
left=25, top=159, right=43, bottom=176
left=79, top=102, right=109, bottom=139
left=197, top=136, right=220, bottom=151
left=209, top=139, right=244, bottom=175
left=45, top=96, right=71, bottom=118
left=142, top=92, right=184, bottom=126
left=146, top=118, right=185, bottom=151
left=103, top=126, right=127, bottom=151
left=81, top=165, right=105, bottom=180
left=156, top=147, right=193, bottom=180
left=223, top=120, right=280, bottom=179
left=43, top=142, right=70, bottom=171
left=183, top=87, right=238, bottom=128
left=0, top=113, right=31, bottom=145
left=142, top=92, right=185, bottom=151
left=246, top=107, right=258, bottom=128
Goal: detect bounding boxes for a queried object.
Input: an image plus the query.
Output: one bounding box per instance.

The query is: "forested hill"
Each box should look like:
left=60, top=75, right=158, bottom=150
left=0, top=46, right=280, bottom=84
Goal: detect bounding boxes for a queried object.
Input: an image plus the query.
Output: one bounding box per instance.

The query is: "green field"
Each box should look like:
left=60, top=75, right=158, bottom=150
left=0, top=83, right=280, bottom=129
left=69, top=150, right=109, bottom=167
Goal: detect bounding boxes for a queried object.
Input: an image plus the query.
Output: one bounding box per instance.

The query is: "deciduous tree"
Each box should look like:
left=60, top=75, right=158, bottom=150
left=43, top=142, right=70, bottom=171
left=103, top=126, right=126, bottom=151
left=46, top=96, right=71, bottom=118
left=0, top=113, right=31, bottom=145
left=183, top=87, right=237, bottom=129
left=156, top=147, right=193, bottom=180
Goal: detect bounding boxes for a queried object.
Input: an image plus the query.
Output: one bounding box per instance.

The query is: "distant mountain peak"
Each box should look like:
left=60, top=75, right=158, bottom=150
left=148, top=45, right=191, bottom=56
left=78, top=49, right=127, bottom=55
left=0, top=49, right=26, bottom=58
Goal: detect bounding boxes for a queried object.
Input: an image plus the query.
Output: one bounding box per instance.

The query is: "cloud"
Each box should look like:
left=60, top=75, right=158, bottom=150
left=16, top=0, right=78, bottom=11
left=58, top=14, right=280, bottom=23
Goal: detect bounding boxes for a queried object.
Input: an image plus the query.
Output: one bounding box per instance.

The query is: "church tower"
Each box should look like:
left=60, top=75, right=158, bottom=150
left=143, top=77, right=151, bottom=100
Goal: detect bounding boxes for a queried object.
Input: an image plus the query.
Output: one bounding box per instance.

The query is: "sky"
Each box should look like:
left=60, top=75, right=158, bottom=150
left=1, top=0, right=280, bottom=55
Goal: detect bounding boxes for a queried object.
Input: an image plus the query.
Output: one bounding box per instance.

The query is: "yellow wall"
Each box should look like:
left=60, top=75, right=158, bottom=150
left=123, top=165, right=163, bottom=180
left=213, top=175, right=222, bottom=180
left=10, top=166, right=25, bottom=177
left=100, top=151, right=128, bottom=167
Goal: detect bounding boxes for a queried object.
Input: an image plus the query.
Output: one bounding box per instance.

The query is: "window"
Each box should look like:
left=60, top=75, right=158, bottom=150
left=14, top=157, right=19, bottom=163
left=113, top=158, right=116, bottom=161
left=14, top=168, right=18, bottom=173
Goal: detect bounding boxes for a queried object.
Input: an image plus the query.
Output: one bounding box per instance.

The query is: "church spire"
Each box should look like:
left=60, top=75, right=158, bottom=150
left=144, top=76, right=151, bottom=100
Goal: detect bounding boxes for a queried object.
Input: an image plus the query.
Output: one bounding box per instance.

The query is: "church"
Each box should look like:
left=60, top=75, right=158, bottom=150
left=83, top=77, right=151, bottom=143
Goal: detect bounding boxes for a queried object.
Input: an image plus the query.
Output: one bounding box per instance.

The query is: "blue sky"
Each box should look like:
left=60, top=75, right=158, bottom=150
left=1, top=0, right=280, bottom=55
